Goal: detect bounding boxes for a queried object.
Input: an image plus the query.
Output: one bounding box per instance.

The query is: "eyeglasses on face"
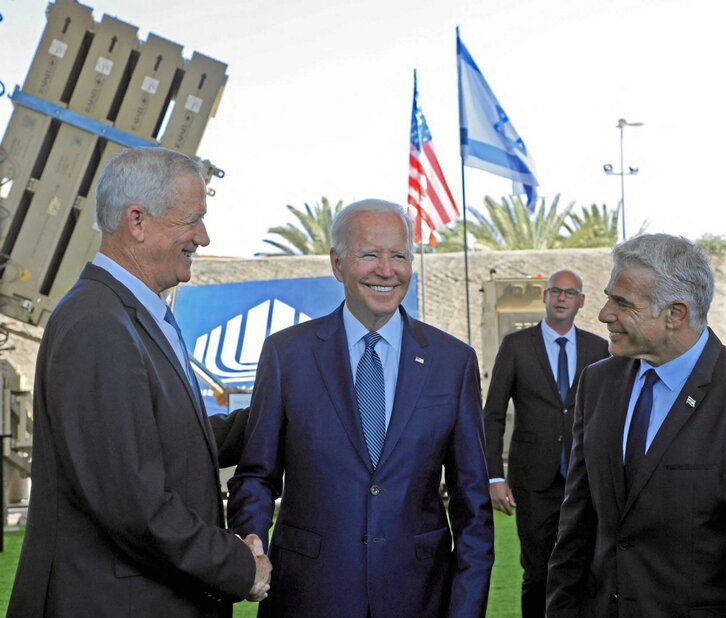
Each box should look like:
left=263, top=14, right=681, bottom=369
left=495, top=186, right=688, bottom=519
left=546, top=287, right=581, bottom=298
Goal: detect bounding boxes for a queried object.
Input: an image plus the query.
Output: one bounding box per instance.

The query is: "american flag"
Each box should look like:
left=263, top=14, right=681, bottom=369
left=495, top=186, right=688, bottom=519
left=407, top=71, right=459, bottom=246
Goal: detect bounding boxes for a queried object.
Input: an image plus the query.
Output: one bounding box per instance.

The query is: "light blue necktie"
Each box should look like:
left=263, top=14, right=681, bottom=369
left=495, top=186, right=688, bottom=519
left=556, top=337, right=569, bottom=476
left=164, top=306, right=203, bottom=416
left=355, top=332, right=386, bottom=469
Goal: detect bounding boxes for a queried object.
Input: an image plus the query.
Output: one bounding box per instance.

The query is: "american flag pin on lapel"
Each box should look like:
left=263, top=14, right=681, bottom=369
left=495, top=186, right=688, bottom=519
left=686, top=396, right=696, bottom=408
left=415, top=356, right=424, bottom=364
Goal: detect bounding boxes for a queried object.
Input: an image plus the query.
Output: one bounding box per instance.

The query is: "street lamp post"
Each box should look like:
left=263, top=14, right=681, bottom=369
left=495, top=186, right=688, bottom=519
left=603, top=118, right=642, bottom=240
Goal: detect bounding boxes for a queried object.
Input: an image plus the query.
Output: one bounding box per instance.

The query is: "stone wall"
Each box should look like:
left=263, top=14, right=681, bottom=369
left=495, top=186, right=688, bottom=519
left=6, top=248, right=726, bottom=393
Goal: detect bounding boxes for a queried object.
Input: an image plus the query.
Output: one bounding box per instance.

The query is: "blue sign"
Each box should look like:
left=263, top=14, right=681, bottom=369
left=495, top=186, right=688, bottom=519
left=174, top=275, right=418, bottom=414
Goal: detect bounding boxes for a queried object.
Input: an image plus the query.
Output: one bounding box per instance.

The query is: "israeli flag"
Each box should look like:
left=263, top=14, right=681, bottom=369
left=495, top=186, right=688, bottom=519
left=457, top=30, right=539, bottom=212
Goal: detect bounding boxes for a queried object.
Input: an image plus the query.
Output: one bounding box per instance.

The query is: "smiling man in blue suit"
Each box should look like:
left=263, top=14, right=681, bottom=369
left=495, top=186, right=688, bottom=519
left=227, top=199, right=494, bottom=618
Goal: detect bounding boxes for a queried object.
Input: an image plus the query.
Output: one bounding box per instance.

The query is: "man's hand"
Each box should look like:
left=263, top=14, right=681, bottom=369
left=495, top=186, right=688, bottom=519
left=490, top=481, right=516, bottom=515
left=239, top=533, right=272, bottom=602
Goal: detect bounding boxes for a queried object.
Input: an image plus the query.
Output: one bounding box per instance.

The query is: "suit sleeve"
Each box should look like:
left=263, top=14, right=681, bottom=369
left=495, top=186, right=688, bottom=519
left=444, top=349, right=495, bottom=617
left=44, top=313, right=255, bottom=600
left=483, top=335, right=516, bottom=480
left=209, top=407, right=250, bottom=468
left=546, top=364, right=598, bottom=616
left=226, top=337, right=285, bottom=545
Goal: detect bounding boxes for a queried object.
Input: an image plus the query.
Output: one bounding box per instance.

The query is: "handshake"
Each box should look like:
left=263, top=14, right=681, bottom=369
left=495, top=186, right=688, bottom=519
left=240, top=533, right=273, bottom=602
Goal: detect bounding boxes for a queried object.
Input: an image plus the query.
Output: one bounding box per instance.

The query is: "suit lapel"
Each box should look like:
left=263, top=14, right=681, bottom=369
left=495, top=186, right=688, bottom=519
left=312, top=307, right=372, bottom=470
left=531, top=324, right=562, bottom=403
left=376, top=311, right=430, bottom=470
left=80, top=265, right=217, bottom=461
left=608, top=360, right=638, bottom=514
left=622, top=331, right=722, bottom=515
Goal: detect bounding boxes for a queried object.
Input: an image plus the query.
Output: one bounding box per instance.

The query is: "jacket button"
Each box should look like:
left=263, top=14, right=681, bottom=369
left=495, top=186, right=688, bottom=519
left=609, top=593, right=618, bottom=601
left=362, top=535, right=368, bottom=544
left=370, top=485, right=381, bottom=496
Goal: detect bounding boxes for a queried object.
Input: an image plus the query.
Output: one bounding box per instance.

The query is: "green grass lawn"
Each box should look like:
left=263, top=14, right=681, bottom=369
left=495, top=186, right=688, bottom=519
left=1, top=512, right=522, bottom=617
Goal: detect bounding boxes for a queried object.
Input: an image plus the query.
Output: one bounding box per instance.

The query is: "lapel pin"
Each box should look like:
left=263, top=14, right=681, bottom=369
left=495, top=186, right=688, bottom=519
left=415, top=356, right=425, bottom=364
left=686, top=396, right=696, bottom=408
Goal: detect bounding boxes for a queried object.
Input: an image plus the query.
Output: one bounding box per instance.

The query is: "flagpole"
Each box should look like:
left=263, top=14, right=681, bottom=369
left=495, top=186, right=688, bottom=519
left=459, top=161, right=471, bottom=345
left=413, top=69, right=427, bottom=323
left=456, top=27, right=472, bottom=345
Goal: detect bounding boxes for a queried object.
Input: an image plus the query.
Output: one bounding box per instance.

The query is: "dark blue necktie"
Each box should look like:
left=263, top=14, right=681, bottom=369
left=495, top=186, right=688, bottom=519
left=556, top=337, right=570, bottom=476
left=164, top=306, right=203, bottom=415
left=624, top=368, right=659, bottom=491
left=556, top=337, right=569, bottom=402
left=355, top=332, right=386, bottom=469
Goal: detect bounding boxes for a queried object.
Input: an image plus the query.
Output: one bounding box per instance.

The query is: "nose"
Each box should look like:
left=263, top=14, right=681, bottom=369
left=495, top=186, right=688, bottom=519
left=598, top=299, right=614, bottom=324
left=195, top=219, right=210, bottom=247
left=375, top=256, right=394, bottom=277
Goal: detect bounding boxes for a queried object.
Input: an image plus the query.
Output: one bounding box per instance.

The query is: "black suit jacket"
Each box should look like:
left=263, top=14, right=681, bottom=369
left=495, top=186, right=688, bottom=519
left=547, top=329, right=726, bottom=617
left=9, top=264, right=254, bottom=617
left=484, top=323, right=609, bottom=490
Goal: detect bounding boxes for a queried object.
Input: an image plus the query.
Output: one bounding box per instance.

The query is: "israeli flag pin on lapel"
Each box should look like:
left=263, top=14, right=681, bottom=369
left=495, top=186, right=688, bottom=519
left=686, top=396, right=696, bottom=408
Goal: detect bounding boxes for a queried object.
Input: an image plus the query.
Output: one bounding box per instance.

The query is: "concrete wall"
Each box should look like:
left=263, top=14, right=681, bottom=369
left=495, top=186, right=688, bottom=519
left=7, top=248, right=726, bottom=393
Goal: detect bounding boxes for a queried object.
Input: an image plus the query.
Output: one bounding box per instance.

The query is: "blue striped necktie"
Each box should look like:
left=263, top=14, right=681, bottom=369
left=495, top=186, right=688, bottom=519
left=355, top=332, right=386, bottom=469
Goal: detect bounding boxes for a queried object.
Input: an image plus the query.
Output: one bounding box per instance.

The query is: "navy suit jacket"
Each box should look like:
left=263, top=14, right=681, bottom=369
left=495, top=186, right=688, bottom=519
left=227, top=305, right=493, bottom=618
left=9, top=264, right=254, bottom=617
left=547, top=329, right=726, bottom=616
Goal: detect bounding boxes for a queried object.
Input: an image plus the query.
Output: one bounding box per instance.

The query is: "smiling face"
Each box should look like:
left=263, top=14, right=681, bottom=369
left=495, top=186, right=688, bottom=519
left=330, top=211, right=412, bottom=331
left=136, top=175, right=210, bottom=293
left=543, top=270, right=585, bottom=332
left=598, top=266, right=675, bottom=365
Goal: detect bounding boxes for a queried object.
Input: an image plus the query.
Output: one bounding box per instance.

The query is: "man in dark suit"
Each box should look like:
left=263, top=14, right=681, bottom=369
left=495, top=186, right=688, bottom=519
left=227, top=199, right=494, bottom=618
left=8, top=147, right=270, bottom=617
left=484, top=269, right=609, bottom=617
left=547, top=234, right=726, bottom=616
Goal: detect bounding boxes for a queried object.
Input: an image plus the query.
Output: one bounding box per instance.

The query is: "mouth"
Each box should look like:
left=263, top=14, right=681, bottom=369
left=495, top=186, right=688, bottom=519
left=366, top=284, right=395, bottom=293
left=182, top=249, right=196, bottom=259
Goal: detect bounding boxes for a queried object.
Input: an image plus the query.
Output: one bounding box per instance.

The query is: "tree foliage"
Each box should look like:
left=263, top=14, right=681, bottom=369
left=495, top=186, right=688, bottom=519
left=696, top=233, right=726, bottom=255
left=257, top=197, right=343, bottom=256
left=435, top=195, right=625, bottom=252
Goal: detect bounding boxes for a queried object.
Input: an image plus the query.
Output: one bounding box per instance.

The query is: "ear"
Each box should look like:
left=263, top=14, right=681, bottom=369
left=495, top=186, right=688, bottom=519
left=126, top=205, right=147, bottom=242
left=330, top=248, right=344, bottom=283
left=578, top=293, right=586, bottom=309
left=666, top=300, right=689, bottom=328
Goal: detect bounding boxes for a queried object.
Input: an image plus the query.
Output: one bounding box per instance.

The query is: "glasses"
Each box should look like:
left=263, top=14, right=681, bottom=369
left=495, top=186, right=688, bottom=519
left=546, top=287, right=581, bottom=298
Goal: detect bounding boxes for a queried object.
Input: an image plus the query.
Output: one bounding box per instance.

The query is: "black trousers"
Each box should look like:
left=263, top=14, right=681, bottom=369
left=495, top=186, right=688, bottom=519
left=511, top=475, right=566, bottom=618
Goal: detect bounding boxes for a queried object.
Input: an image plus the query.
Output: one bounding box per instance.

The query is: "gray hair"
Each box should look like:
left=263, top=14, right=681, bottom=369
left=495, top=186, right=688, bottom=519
left=612, top=233, right=713, bottom=330
left=330, top=199, right=414, bottom=259
left=96, top=147, right=203, bottom=233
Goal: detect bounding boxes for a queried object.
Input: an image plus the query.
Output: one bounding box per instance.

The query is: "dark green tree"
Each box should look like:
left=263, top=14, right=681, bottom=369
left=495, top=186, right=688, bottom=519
left=257, top=197, right=343, bottom=256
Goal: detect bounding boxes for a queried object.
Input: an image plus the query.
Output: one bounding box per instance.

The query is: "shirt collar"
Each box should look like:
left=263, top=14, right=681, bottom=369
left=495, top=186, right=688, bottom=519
left=541, top=320, right=575, bottom=344
left=342, top=303, right=403, bottom=352
left=638, top=327, right=710, bottom=391
left=92, top=252, right=169, bottom=321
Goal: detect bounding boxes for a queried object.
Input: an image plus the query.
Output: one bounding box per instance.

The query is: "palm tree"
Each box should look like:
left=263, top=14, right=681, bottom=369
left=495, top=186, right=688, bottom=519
left=561, top=204, right=619, bottom=248
left=257, top=197, right=343, bottom=256
left=436, top=194, right=575, bottom=252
